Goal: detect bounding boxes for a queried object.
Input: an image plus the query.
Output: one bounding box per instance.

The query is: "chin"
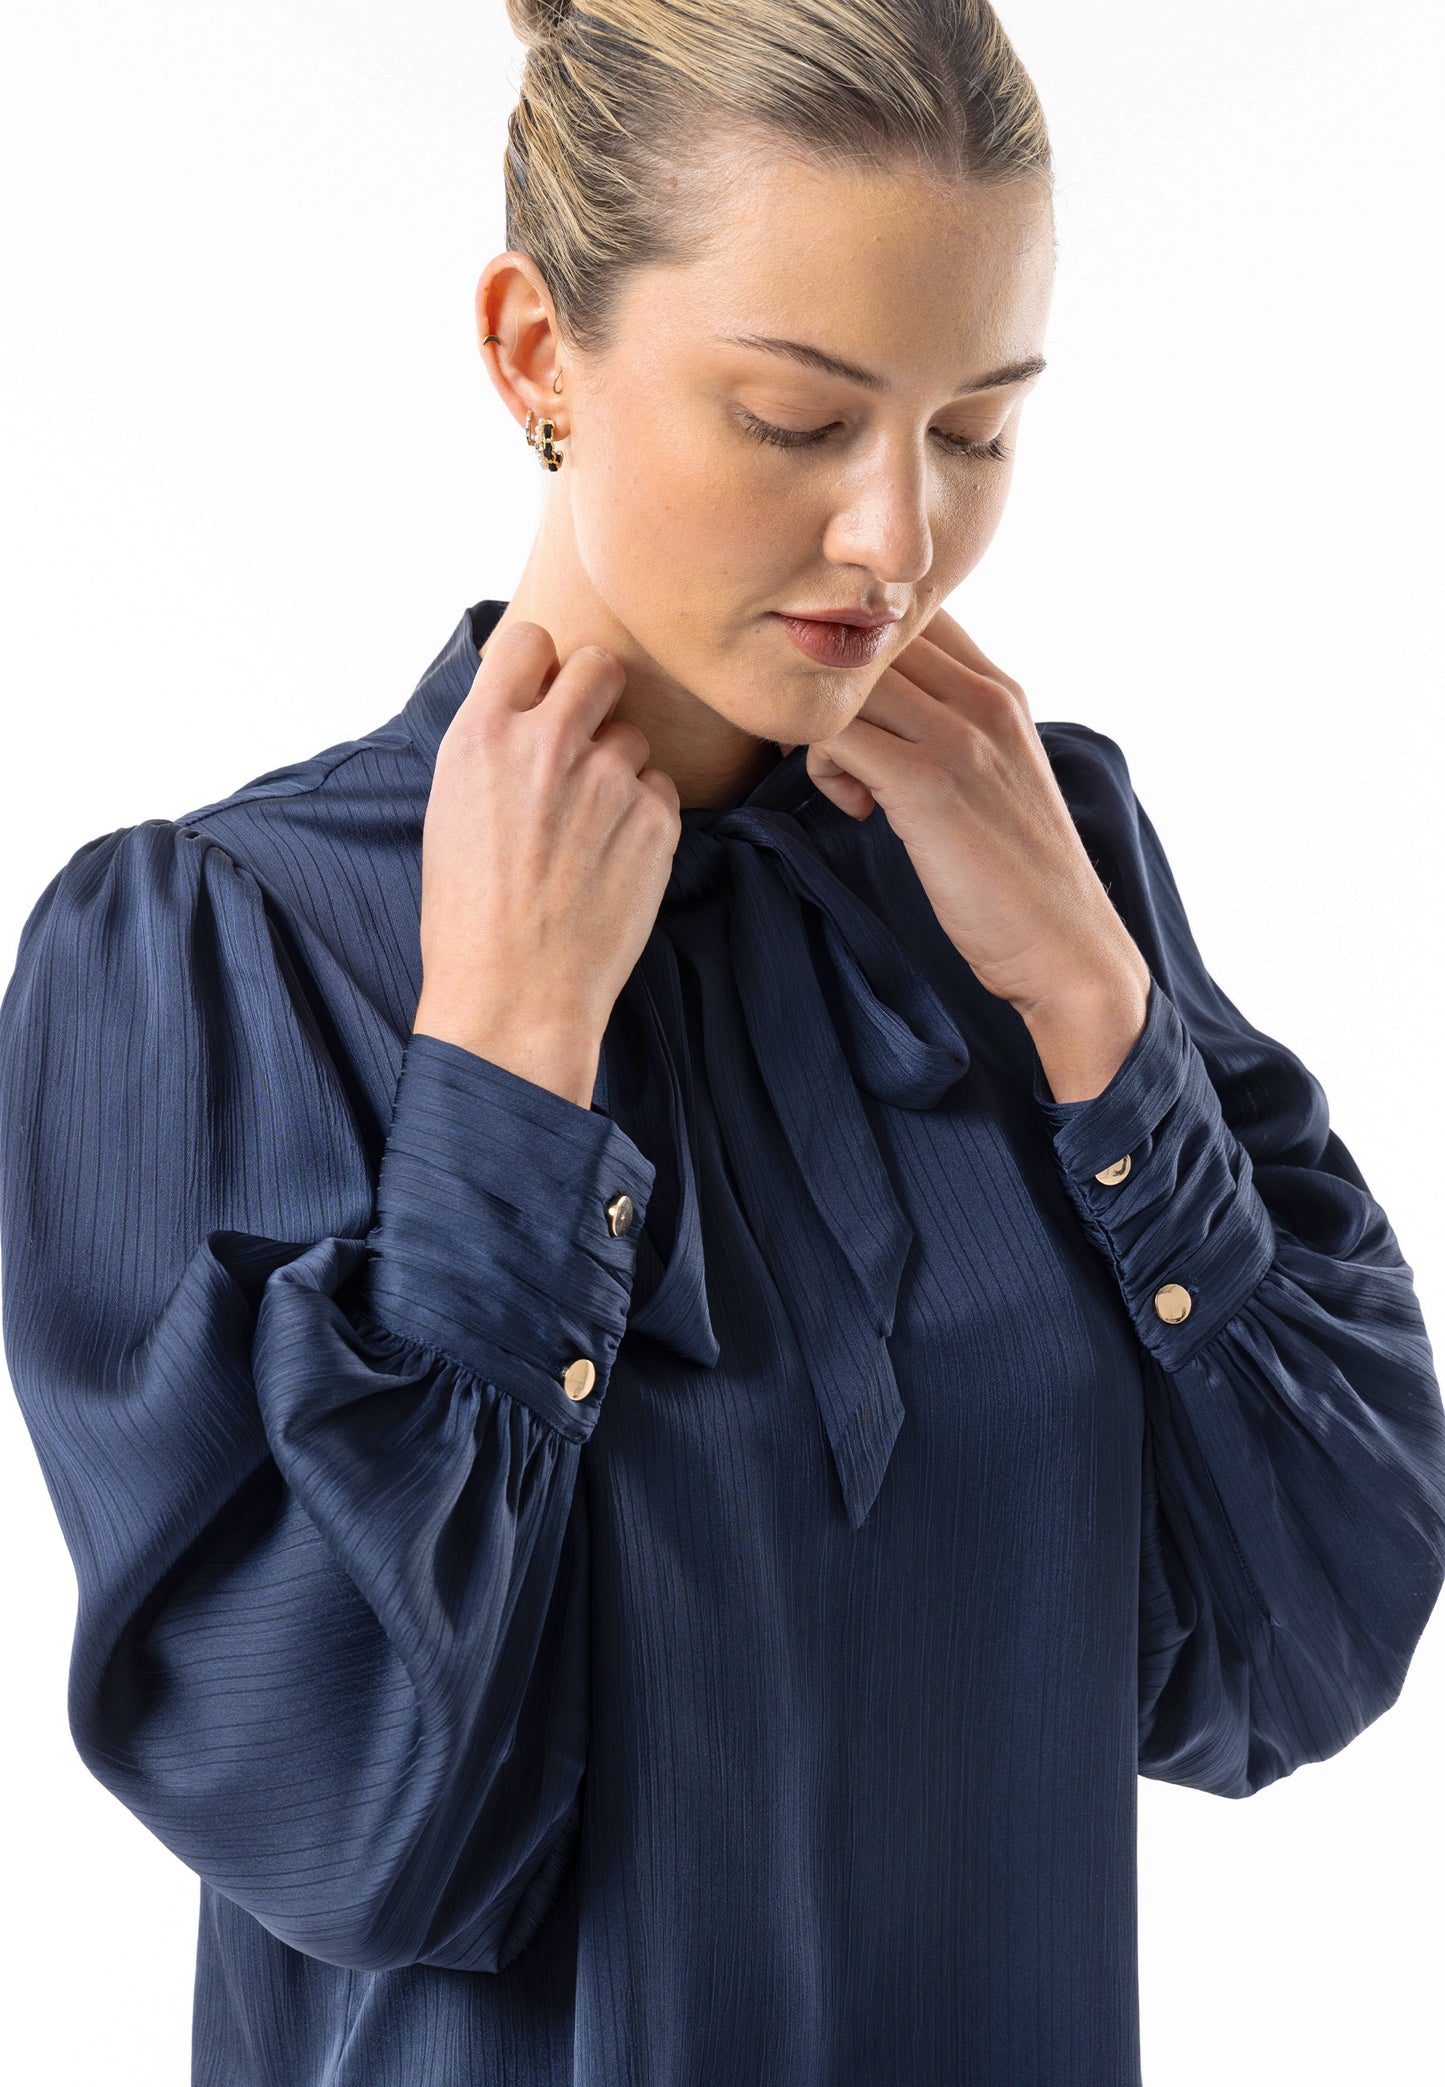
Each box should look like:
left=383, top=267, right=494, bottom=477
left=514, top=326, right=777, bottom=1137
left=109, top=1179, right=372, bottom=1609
left=772, top=685, right=865, bottom=743
left=723, top=697, right=841, bottom=751
left=681, top=631, right=864, bottom=747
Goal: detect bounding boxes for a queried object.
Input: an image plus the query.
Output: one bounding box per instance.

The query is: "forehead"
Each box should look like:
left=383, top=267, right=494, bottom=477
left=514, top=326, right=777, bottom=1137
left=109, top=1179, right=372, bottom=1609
left=629, top=146, right=1054, bottom=382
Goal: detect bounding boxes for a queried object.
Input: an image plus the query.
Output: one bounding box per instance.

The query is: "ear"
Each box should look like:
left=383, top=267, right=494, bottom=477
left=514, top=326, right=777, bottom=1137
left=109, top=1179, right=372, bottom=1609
left=474, top=256, right=570, bottom=438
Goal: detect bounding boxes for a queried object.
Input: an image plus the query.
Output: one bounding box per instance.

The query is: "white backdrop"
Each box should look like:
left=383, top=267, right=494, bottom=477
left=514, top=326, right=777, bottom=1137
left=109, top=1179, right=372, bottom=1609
left=1, top=3, right=1441, bottom=2081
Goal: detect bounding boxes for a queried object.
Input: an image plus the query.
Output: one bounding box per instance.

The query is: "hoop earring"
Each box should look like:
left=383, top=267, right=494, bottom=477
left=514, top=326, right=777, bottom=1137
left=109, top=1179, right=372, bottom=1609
left=482, top=338, right=567, bottom=469
left=524, top=409, right=565, bottom=472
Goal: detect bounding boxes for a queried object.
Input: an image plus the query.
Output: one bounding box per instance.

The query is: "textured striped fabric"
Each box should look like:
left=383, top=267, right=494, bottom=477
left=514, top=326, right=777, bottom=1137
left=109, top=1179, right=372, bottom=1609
left=3, top=597, right=1444, bottom=2085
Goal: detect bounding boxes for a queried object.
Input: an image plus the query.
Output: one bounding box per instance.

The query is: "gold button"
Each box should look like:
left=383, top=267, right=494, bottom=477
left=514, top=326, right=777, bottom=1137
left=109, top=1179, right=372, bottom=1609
left=605, top=1192, right=634, bottom=1237
left=1094, top=1154, right=1132, bottom=1185
left=562, top=1358, right=597, bottom=1401
left=1153, top=1282, right=1192, bottom=1324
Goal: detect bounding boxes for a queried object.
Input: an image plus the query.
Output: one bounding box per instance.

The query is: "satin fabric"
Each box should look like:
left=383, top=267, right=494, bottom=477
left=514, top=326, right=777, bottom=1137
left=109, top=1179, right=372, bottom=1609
left=620, top=782, right=974, bottom=1528
left=3, top=597, right=1443, bottom=2086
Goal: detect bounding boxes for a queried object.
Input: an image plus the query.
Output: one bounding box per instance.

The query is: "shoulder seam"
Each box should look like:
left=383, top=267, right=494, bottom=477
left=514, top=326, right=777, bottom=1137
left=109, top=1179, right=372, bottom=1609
left=174, top=729, right=409, bottom=829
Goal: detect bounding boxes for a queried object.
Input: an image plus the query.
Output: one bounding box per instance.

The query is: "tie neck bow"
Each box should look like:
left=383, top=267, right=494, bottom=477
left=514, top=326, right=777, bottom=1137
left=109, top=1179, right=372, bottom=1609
left=602, top=756, right=973, bottom=1530
left=393, top=602, right=974, bottom=1531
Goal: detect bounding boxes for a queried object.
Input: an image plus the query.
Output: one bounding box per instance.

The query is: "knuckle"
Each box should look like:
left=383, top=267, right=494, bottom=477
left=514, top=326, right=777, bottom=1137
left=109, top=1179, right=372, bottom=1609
left=443, top=702, right=503, bottom=759
left=590, top=736, right=633, bottom=786
left=636, top=765, right=681, bottom=825
left=569, top=642, right=623, bottom=681
left=972, top=676, right=1017, bottom=726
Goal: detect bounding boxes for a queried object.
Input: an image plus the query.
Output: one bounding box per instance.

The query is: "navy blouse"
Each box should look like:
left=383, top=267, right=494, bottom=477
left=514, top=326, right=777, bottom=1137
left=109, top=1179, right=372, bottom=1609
left=4, top=597, right=1444, bottom=2086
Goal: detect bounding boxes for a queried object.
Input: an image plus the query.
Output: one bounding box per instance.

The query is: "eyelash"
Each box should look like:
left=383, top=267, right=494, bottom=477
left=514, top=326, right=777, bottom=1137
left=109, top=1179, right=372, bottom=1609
left=737, top=408, right=1012, bottom=463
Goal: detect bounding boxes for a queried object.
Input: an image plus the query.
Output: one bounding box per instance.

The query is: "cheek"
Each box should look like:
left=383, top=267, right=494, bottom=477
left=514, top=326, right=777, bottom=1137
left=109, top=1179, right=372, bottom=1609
left=930, top=468, right=1012, bottom=586
left=572, top=408, right=796, bottom=603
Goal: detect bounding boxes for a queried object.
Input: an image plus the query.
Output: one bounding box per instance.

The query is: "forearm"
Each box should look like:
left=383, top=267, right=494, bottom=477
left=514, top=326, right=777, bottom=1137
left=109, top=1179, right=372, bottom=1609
left=1019, top=960, right=1151, bottom=1105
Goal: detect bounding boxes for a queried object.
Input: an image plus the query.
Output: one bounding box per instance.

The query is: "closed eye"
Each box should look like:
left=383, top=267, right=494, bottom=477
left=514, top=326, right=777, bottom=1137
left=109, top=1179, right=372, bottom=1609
left=737, top=407, right=1012, bottom=463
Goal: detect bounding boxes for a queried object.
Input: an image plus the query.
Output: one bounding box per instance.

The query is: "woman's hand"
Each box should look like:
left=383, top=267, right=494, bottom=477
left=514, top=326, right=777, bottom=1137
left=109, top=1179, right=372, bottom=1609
left=804, top=607, right=1151, bottom=1066
left=413, top=621, right=681, bottom=1107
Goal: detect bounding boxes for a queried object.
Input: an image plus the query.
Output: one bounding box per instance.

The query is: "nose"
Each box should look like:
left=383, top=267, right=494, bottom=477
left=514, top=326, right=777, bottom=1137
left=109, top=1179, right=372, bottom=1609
left=821, top=452, right=934, bottom=589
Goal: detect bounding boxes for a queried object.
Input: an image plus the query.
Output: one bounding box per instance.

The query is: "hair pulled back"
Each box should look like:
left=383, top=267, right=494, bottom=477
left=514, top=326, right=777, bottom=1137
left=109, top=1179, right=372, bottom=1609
left=500, top=0, right=1052, bottom=357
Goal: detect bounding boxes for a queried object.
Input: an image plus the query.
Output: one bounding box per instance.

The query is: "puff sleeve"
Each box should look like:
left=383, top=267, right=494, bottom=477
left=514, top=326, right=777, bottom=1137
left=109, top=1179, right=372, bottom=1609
left=1032, top=724, right=1445, bottom=1798
left=0, top=818, right=656, bottom=1970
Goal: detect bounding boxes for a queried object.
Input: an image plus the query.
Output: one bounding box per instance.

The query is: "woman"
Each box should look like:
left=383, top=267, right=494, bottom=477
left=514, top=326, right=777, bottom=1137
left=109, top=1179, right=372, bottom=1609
left=2, top=1, right=1442, bottom=2082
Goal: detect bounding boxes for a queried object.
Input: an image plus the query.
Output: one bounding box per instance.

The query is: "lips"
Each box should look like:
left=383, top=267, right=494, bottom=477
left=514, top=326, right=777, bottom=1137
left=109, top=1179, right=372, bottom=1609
left=778, top=609, right=902, bottom=629
left=770, top=612, right=895, bottom=668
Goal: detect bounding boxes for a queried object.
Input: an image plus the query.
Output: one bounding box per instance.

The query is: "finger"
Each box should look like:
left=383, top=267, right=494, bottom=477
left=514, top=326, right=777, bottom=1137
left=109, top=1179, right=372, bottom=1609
left=811, top=706, right=924, bottom=800
left=917, top=604, right=1008, bottom=682
left=833, top=665, right=935, bottom=742
left=592, top=712, right=657, bottom=779
left=916, top=606, right=1030, bottom=711
left=469, top=620, right=629, bottom=741
left=806, top=762, right=876, bottom=823
left=469, top=619, right=562, bottom=714
left=878, top=640, right=1015, bottom=742
left=547, top=641, right=631, bottom=742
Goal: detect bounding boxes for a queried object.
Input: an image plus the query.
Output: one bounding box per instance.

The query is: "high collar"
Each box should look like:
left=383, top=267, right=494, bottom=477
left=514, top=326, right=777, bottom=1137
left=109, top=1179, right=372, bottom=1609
left=397, top=597, right=818, bottom=831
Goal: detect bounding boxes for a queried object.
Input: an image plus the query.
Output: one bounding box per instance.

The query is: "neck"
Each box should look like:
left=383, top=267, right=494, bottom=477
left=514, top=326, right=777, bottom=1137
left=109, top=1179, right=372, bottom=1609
left=482, top=506, right=794, bottom=811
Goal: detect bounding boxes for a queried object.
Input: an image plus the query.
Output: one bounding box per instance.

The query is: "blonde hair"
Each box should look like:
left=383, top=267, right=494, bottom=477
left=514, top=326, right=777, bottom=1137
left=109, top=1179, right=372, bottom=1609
left=501, top=0, right=1052, bottom=357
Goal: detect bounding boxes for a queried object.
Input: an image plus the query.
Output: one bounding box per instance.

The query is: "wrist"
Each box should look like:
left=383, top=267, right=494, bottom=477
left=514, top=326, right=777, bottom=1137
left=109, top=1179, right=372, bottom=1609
left=411, top=995, right=603, bottom=1111
left=1019, top=961, right=1151, bottom=1106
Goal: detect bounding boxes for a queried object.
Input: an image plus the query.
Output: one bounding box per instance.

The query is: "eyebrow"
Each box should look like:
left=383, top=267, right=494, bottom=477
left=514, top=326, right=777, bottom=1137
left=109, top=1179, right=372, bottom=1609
left=718, top=332, right=1047, bottom=395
